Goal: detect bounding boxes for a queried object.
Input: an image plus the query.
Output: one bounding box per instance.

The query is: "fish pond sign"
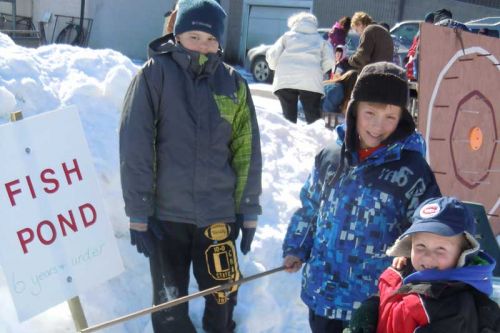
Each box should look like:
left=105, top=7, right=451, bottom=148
left=0, top=107, right=123, bottom=321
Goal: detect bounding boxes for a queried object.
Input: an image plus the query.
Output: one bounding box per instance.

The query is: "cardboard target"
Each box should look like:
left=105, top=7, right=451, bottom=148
left=417, top=23, right=500, bottom=234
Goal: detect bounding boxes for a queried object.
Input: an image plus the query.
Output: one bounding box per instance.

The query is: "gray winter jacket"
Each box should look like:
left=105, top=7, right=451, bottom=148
left=119, top=35, right=262, bottom=227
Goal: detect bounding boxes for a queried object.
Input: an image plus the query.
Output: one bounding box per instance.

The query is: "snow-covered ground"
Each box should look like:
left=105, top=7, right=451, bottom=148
left=0, top=32, right=498, bottom=333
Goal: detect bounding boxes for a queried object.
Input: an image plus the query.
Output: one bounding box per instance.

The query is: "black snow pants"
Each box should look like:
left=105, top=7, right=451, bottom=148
left=149, top=220, right=240, bottom=333
left=274, top=88, right=322, bottom=124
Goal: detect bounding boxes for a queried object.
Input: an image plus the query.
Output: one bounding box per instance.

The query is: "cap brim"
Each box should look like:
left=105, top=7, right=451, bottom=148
left=399, top=220, right=462, bottom=238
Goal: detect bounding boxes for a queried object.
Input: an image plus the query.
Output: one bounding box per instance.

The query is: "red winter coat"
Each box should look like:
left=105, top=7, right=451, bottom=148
left=377, top=268, right=429, bottom=333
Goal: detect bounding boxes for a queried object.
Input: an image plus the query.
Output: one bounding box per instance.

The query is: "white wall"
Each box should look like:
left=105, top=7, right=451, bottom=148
left=87, top=0, right=175, bottom=61
left=6, top=0, right=174, bottom=61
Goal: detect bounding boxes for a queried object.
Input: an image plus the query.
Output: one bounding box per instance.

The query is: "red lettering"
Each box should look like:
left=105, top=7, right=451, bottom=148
left=62, top=159, right=82, bottom=185
left=25, top=175, right=37, bottom=199
left=41, top=168, right=60, bottom=193
left=16, top=202, right=99, bottom=254
left=58, top=210, right=77, bottom=236
left=17, top=228, right=35, bottom=254
left=79, top=203, right=97, bottom=227
left=37, top=220, right=57, bottom=246
left=5, top=179, right=21, bottom=207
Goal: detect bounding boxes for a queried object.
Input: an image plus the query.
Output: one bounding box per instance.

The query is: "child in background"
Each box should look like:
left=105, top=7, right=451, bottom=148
left=282, top=62, right=440, bottom=333
left=376, top=196, right=500, bottom=333
left=328, top=16, right=351, bottom=49
left=331, top=44, right=349, bottom=77
left=266, top=12, right=333, bottom=124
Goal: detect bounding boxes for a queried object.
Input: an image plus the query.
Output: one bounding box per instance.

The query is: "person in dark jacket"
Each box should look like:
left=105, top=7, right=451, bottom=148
left=119, top=0, right=262, bottom=332
left=282, top=62, right=441, bottom=333
left=348, top=12, right=394, bottom=70
left=406, top=9, right=470, bottom=81
left=376, top=196, right=500, bottom=333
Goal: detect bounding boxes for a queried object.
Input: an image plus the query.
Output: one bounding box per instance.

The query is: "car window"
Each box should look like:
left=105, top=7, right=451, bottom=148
left=391, top=24, right=419, bottom=48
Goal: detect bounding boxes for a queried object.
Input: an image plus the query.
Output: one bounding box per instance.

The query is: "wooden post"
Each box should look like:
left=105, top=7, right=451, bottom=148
left=9, top=110, right=88, bottom=331
left=67, top=297, right=88, bottom=331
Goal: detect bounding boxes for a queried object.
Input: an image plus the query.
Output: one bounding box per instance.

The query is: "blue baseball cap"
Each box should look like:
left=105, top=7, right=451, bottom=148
left=387, top=196, right=480, bottom=265
left=400, top=196, right=476, bottom=238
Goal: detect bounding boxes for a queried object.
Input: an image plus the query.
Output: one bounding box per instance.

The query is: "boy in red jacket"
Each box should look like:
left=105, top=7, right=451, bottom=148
left=377, top=196, right=500, bottom=333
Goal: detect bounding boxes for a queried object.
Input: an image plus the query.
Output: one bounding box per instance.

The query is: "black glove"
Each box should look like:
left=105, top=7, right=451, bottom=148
left=348, top=295, right=379, bottom=333
left=236, top=214, right=257, bottom=255
left=129, top=218, right=164, bottom=258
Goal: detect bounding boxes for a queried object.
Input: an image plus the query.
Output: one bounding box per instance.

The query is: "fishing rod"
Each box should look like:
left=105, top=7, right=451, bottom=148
left=80, top=265, right=286, bottom=332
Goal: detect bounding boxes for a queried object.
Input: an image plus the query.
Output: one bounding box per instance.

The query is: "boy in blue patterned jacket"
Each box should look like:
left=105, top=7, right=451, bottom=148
left=282, top=62, right=441, bottom=333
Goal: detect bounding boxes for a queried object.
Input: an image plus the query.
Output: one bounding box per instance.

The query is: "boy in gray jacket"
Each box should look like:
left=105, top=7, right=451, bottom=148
left=119, top=0, right=262, bottom=332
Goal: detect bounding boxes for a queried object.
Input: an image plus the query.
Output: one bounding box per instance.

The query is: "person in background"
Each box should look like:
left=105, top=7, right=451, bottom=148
left=328, top=16, right=351, bottom=49
left=321, top=69, right=358, bottom=129
left=331, top=44, right=349, bottom=77
left=282, top=62, right=441, bottom=333
left=120, top=0, right=262, bottom=332
left=162, top=1, right=178, bottom=35
left=407, top=9, right=469, bottom=81
left=433, top=8, right=470, bottom=31
left=348, top=12, right=394, bottom=70
left=266, top=12, right=333, bottom=124
left=405, top=11, right=434, bottom=80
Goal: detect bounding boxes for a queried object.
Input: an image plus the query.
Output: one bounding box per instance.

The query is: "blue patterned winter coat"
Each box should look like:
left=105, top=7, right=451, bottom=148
left=282, top=124, right=441, bottom=321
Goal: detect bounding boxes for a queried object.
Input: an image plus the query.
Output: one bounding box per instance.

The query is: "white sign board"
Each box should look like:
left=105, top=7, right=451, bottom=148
left=0, top=107, right=124, bottom=321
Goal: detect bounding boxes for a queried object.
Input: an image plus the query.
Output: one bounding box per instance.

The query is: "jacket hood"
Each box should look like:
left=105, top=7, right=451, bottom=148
left=335, top=44, right=347, bottom=61
left=148, top=33, right=177, bottom=58
left=333, top=21, right=343, bottom=30
left=404, top=251, right=496, bottom=295
left=290, top=14, right=318, bottom=34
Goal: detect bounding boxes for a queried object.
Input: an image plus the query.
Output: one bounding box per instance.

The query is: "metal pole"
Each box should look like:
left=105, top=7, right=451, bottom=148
left=80, top=266, right=286, bottom=333
left=79, top=0, right=85, bottom=45
left=9, top=110, right=89, bottom=332
left=12, top=0, right=17, bottom=35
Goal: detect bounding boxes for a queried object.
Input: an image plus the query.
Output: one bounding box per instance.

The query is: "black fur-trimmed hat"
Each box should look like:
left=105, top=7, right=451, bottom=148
left=344, top=61, right=414, bottom=151
left=174, top=0, right=227, bottom=45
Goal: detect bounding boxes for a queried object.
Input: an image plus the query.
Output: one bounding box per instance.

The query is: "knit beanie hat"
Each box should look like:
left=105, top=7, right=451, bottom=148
left=174, top=0, right=227, bottom=45
left=387, top=196, right=480, bottom=268
left=344, top=61, right=414, bottom=151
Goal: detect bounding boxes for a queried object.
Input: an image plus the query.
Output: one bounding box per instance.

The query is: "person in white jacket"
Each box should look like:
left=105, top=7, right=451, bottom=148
left=266, top=12, right=333, bottom=124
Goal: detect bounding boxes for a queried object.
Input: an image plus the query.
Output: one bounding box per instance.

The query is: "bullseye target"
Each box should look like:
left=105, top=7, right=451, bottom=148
left=418, top=24, right=500, bottom=234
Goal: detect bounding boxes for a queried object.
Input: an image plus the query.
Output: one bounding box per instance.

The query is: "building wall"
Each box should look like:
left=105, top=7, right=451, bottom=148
left=225, top=0, right=244, bottom=63
left=85, top=0, right=172, bottom=61
left=3, top=0, right=173, bottom=61
left=313, top=0, right=401, bottom=28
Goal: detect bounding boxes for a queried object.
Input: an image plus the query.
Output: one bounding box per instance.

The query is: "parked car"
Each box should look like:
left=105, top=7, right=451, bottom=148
left=246, top=28, right=359, bottom=83
left=465, top=17, right=500, bottom=38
